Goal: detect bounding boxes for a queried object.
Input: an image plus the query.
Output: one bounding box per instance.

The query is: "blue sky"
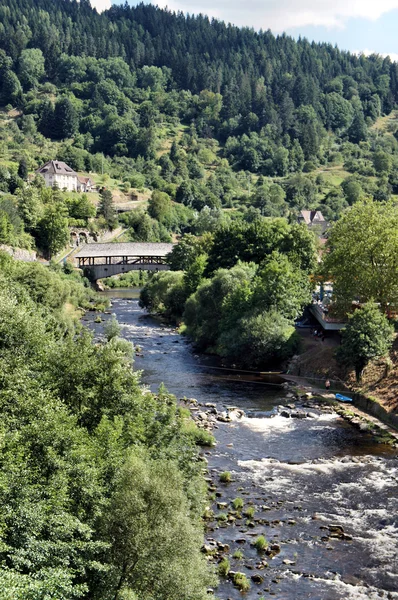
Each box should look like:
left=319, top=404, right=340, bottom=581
left=92, top=0, right=398, bottom=60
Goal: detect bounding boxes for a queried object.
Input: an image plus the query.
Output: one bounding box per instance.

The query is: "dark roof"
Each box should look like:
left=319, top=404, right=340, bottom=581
left=75, top=242, right=174, bottom=258
left=36, top=160, right=78, bottom=177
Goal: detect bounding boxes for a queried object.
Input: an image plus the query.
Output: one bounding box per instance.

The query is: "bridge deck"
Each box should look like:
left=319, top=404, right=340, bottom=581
left=75, top=242, right=174, bottom=259
left=75, top=242, right=174, bottom=268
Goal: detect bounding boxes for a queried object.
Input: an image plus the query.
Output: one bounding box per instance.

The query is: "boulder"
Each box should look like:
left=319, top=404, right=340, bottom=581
left=217, top=412, right=231, bottom=423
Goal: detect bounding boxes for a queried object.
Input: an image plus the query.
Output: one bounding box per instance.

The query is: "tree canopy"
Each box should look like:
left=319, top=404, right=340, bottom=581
left=323, top=199, right=398, bottom=311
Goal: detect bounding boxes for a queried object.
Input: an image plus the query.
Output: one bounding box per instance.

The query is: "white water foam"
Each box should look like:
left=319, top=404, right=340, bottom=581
left=239, top=414, right=296, bottom=435
left=284, top=571, right=398, bottom=599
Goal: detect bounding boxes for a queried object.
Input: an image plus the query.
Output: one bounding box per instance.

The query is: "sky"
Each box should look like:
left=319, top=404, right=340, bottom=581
left=90, top=0, right=398, bottom=60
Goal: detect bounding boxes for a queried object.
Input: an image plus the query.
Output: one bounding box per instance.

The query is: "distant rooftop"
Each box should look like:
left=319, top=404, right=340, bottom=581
left=36, top=160, right=78, bottom=176
left=75, top=242, right=174, bottom=258
left=299, top=210, right=326, bottom=225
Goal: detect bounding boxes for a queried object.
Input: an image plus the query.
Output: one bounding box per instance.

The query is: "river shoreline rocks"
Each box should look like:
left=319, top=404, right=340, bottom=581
left=182, top=389, right=397, bottom=597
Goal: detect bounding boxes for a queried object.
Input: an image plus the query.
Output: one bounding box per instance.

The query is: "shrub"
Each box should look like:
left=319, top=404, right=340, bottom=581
left=233, top=572, right=250, bottom=592
left=181, top=419, right=215, bottom=446
left=104, top=314, right=121, bottom=341
left=253, top=536, right=268, bottom=551
left=216, top=512, right=228, bottom=522
left=232, top=497, right=244, bottom=511
left=218, top=558, right=230, bottom=577
left=220, top=471, right=232, bottom=483
left=233, top=549, right=244, bottom=560
left=244, top=506, right=255, bottom=519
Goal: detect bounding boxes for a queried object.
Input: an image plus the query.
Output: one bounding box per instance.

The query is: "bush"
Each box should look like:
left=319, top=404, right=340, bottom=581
left=232, top=549, right=244, bottom=560
left=219, top=471, right=232, bottom=483
left=232, top=497, right=244, bottom=511
left=218, top=558, right=230, bottom=577
left=181, top=418, right=215, bottom=446
left=253, top=535, right=268, bottom=551
left=104, top=314, right=121, bottom=341
left=233, top=572, right=250, bottom=592
left=244, top=506, right=255, bottom=519
left=219, top=310, right=300, bottom=369
left=216, top=512, right=228, bottom=522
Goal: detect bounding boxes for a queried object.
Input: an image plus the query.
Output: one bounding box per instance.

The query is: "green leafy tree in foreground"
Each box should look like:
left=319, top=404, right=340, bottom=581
left=337, top=302, right=394, bottom=381
left=37, top=204, right=69, bottom=258
left=104, top=451, right=215, bottom=600
left=323, top=199, right=398, bottom=312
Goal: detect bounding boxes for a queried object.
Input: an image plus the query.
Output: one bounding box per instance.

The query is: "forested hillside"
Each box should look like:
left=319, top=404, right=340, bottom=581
left=1, top=0, right=398, bottom=256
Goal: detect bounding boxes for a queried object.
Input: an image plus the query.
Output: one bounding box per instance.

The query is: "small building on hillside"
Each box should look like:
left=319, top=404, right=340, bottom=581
left=298, top=210, right=329, bottom=236
left=77, top=176, right=95, bottom=193
left=36, top=160, right=78, bottom=191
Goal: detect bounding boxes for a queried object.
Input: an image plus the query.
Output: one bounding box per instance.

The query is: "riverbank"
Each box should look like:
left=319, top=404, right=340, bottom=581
left=90, top=294, right=398, bottom=600
left=289, top=329, right=398, bottom=416
left=282, top=375, right=398, bottom=446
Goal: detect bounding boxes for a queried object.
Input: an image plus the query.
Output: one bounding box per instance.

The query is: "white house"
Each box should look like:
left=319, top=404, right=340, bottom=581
left=77, top=176, right=95, bottom=193
left=36, top=160, right=78, bottom=191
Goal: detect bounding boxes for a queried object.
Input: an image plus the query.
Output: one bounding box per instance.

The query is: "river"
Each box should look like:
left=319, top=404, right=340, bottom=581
left=85, top=291, right=398, bottom=600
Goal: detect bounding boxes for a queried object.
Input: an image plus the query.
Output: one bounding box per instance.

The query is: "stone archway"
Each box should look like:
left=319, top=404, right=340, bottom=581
left=70, top=231, right=78, bottom=247
left=78, top=231, right=89, bottom=245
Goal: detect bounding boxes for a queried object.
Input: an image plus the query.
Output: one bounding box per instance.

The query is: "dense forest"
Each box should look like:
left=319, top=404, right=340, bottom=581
left=1, top=0, right=398, bottom=255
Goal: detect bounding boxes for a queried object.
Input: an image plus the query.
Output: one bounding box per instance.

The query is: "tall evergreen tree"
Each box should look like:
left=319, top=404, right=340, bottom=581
left=98, top=188, right=116, bottom=229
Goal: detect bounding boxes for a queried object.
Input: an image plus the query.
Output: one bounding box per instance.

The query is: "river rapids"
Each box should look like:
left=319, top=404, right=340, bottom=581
left=85, top=292, right=398, bottom=600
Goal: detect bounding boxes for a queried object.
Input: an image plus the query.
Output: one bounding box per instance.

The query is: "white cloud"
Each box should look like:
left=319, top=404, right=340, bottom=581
left=90, top=0, right=112, bottom=12
left=152, top=0, right=398, bottom=32
left=354, top=48, right=398, bottom=62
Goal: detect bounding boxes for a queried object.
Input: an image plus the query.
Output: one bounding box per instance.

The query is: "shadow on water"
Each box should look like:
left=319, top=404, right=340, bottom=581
left=87, top=294, right=398, bottom=600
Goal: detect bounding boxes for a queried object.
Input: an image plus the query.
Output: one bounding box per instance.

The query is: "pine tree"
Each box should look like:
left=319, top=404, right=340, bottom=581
left=98, top=188, right=116, bottom=229
left=53, top=97, right=79, bottom=140
left=17, top=158, right=28, bottom=181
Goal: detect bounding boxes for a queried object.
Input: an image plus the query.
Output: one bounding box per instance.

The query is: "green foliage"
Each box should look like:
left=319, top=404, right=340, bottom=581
left=216, top=512, right=228, bottom=522
left=337, top=302, right=394, bottom=381
left=233, top=572, right=250, bottom=592
left=36, top=203, right=69, bottom=258
left=323, top=199, right=398, bottom=311
left=232, top=549, right=244, bottom=560
left=139, top=271, right=185, bottom=320
left=219, top=310, right=299, bottom=368
left=232, top=497, right=244, bottom=511
left=167, top=234, right=213, bottom=271
left=98, top=188, right=116, bottom=230
left=253, top=536, right=268, bottom=551
left=18, top=48, right=45, bottom=90
left=120, top=210, right=171, bottom=243
left=218, top=558, right=230, bottom=577
left=254, top=252, right=312, bottom=320
left=0, top=254, right=215, bottom=599
left=181, top=420, right=215, bottom=447
left=244, top=506, right=255, bottom=519
left=219, top=471, right=232, bottom=483
left=206, top=219, right=316, bottom=276
left=104, top=314, right=121, bottom=341
left=103, top=270, right=150, bottom=289
left=66, top=194, right=96, bottom=222
left=103, top=451, right=215, bottom=600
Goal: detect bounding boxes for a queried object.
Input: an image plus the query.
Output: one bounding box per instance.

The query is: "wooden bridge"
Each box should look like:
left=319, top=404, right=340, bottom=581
left=75, top=242, right=174, bottom=280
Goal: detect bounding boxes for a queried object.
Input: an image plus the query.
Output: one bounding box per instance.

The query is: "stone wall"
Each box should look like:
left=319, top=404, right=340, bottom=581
left=353, top=392, right=398, bottom=430
left=0, top=245, right=37, bottom=262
